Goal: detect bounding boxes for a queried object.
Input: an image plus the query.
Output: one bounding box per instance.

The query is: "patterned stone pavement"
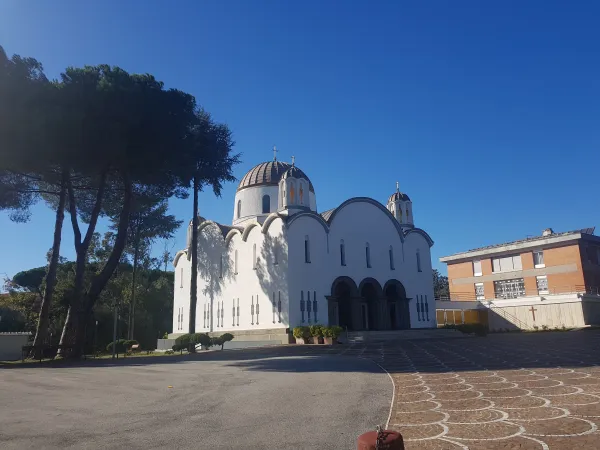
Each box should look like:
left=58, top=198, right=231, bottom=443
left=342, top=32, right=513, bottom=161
left=338, top=331, right=600, bottom=450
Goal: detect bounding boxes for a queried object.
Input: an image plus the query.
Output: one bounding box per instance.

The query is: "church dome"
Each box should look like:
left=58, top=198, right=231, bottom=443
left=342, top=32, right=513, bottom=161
left=237, top=161, right=314, bottom=192
left=388, top=191, right=410, bottom=202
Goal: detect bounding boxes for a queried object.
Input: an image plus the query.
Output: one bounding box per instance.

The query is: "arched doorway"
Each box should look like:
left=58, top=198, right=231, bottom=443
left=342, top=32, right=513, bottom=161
left=328, top=277, right=359, bottom=330
left=358, top=278, right=384, bottom=330
left=384, top=280, right=410, bottom=330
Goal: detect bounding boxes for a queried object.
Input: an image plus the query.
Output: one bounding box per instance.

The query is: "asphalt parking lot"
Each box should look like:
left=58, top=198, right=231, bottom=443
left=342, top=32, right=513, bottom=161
left=0, top=351, right=390, bottom=450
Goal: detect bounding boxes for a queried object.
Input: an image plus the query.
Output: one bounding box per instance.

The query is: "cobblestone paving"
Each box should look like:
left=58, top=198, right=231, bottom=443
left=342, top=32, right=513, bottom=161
left=344, top=331, right=600, bottom=450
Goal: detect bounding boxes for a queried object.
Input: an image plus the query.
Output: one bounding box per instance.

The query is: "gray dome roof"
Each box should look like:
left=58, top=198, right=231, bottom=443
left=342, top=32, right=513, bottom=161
left=237, top=161, right=314, bottom=192
left=388, top=191, right=411, bottom=203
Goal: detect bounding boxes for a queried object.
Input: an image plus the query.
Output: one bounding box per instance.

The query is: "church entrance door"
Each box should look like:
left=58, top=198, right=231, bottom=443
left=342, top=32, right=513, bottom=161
left=329, top=277, right=359, bottom=331
left=361, top=304, right=369, bottom=330
left=384, top=280, right=411, bottom=330
left=389, top=303, right=397, bottom=329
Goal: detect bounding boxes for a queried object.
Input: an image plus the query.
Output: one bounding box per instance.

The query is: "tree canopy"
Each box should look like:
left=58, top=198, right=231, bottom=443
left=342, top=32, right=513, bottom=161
left=0, top=46, right=239, bottom=357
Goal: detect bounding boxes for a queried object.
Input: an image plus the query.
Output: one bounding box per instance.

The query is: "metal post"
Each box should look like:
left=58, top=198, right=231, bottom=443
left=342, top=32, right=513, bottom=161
left=94, top=320, right=98, bottom=358
left=112, top=300, right=118, bottom=359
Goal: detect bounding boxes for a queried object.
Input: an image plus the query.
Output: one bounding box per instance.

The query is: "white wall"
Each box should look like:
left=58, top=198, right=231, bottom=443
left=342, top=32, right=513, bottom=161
left=174, top=199, right=435, bottom=335
left=174, top=218, right=291, bottom=335
left=287, top=200, right=435, bottom=328
left=233, top=186, right=280, bottom=226
left=0, top=333, right=31, bottom=361
left=233, top=185, right=318, bottom=227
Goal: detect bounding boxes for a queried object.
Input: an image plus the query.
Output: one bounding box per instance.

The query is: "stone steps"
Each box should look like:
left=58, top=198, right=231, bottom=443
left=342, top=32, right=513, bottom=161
left=343, top=328, right=466, bottom=343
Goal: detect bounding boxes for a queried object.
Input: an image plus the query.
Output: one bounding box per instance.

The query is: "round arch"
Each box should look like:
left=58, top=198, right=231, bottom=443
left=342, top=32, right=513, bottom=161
left=383, top=279, right=407, bottom=300
left=358, top=277, right=383, bottom=298
left=330, top=276, right=359, bottom=297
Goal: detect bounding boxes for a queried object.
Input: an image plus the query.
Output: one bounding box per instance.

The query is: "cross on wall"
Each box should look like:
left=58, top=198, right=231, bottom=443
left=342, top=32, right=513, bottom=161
left=529, top=306, right=537, bottom=321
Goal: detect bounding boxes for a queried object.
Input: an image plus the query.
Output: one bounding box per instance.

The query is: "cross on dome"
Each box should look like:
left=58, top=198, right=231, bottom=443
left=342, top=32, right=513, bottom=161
left=273, top=145, right=278, bottom=162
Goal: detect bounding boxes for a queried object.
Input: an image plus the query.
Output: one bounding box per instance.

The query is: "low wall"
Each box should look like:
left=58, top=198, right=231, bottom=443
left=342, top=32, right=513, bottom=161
left=436, top=295, right=600, bottom=331
left=0, top=333, right=31, bottom=361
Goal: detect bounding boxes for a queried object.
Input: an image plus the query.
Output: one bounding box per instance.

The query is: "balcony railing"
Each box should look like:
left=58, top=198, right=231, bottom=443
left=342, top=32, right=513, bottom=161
left=435, top=285, right=600, bottom=302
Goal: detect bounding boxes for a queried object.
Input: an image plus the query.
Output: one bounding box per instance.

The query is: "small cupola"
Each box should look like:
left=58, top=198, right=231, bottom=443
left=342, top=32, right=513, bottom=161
left=386, top=182, right=413, bottom=228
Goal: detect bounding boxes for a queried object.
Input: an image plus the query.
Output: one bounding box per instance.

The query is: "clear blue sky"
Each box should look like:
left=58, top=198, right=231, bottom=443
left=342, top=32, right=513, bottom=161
left=1, top=0, right=599, bottom=282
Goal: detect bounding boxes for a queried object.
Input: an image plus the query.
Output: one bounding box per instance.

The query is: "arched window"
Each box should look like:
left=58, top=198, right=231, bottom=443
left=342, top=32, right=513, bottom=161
left=366, top=242, right=371, bottom=268
left=273, top=243, right=279, bottom=265
left=397, top=207, right=402, bottom=221
left=237, top=200, right=241, bottom=219
left=406, top=206, right=410, bottom=220
left=416, top=250, right=422, bottom=272
left=389, top=246, right=395, bottom=270
left=340, top=239, right=346, bottom=266
left=300, top=291, right=305, bottom=323
left=234, top=250, right=238, bottom=274
left=304, top=235, right=311, bottom=263
left=219, top=255, right=223, bottom=278
left=253, top=243, right=257, bottom=269
left=299, top=184, right=304, bottom=204
left=289, top=184, right=295, bottom=203
left=262, top=194, right=270, bottom=214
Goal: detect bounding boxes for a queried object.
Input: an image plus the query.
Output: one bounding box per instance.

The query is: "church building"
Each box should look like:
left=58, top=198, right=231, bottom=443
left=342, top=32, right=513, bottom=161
left=171, top=153, right=435, bottom=344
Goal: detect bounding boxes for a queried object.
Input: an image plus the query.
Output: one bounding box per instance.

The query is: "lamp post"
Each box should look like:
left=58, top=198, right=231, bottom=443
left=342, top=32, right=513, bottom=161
left=94, top=320, right=99, bottom=357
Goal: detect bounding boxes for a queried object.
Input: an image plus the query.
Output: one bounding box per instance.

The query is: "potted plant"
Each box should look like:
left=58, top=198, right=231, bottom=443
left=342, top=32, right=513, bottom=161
left=293, top=326, right=310, bottom=344
left=309, top=325, right=323, bottom=344
left=323, top=326, right=343, bottom=345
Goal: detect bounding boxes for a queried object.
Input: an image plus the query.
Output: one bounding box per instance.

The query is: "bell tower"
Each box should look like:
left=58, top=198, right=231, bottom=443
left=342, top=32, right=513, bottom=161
left=387, top=182, right=413, bottom=229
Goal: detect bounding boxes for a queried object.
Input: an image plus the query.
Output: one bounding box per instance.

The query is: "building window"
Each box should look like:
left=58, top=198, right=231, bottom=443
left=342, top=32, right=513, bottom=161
left=262, top=195, right=270, bottom=214
left=473, top=260, right=482, bottom=276
left=180, top=268, right=183, bottom=288
left=305, top=235, right=311, bottom=263
left=234, top=250, right=238, bottom=274
left=494, top=278, right=525, bottom=299
left=475, top=282, right=485, bottom=300
left=237, top=200, right=241, bottom=219
left=533, top=251, right=545, bottom=268
left=219, top=255, right=223, bottom=279
left=492, top=255, right=522, bottom=273
left=313, top=291, right=318, bottom=322
left=366, top=243, right=371, bottom=268
left=273, top=244, right=279, bottom=265
left=253, top=243, right=257, bottom=269
left=300, top=291, right=305, bottom=323
left=340, top=240, right=346, bottom=266
left=389, top=246, right=395, bottom=270
left=536, top=276, right=549, bottom=295
left=416, top=250, right=422, bottom=272
left=406, top=207, right=410, bottom=219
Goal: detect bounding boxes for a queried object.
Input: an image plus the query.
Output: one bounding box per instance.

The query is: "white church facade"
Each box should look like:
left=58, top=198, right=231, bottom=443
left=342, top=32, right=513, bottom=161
left=171, top=156, right=435, bottom=344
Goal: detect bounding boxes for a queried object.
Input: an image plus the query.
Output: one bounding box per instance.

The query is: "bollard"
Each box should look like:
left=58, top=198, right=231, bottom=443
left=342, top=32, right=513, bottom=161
left=357, top=429, right=404, bottom=450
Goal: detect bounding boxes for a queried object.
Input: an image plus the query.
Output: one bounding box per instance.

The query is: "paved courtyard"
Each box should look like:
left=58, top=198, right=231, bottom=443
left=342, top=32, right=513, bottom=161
left=349, top=331, right=600, bottom=450
left=1, top=331, right=600, bottom=449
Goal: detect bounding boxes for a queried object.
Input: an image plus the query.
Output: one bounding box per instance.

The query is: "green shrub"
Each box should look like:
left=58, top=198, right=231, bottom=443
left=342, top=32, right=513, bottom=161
left=322, top=326, right=343, bottom=338
left=165, top=350, right=174, bottom=355
left=216, top=333, right=234, bottom=350
left=173, top=333, right=213, bottom=351
left=309, top=325, right=323, bottom=337
left=163, top=332, right=169, bottom=339
left=293, top=326, right=310, bottom=339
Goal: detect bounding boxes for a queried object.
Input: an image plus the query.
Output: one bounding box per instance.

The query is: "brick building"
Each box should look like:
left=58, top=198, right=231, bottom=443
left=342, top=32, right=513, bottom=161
left=437, top=228, right=600, bottom=330
left=440, top=227, right=600, bottom=301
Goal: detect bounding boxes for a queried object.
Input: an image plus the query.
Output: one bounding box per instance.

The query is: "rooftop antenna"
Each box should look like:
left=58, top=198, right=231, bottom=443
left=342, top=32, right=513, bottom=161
left=273, top=145, right=277, bottom=162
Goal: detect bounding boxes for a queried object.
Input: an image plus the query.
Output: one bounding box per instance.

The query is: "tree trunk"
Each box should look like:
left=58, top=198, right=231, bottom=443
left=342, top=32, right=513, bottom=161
left=31, top=169, right=68, bottom=359
left=77, top=176, right=133, bottom=354
left=189, top=173, right=199, bottom=335
left=56, top=171, right=107, bottom=358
